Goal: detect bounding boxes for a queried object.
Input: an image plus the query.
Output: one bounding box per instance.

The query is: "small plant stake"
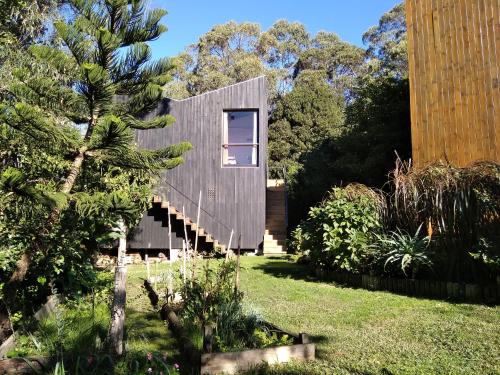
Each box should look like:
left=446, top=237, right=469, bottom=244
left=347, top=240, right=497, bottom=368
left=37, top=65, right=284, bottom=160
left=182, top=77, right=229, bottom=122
left=226, top=229, right=234, bottom=260
left=235, top=234, right=241, bottom=291
left=146, top=254, right=150, bottom=282
left=193, top=190, right=202, bottom=281
left=166, top=201, right=173, bottom=298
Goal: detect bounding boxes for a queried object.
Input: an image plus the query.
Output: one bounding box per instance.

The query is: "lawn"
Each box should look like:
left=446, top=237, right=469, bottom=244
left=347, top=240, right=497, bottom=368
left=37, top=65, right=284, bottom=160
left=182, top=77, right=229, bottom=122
left=237, top=256, right=499, bottom=375
left=126, top=257, right=499, bottom=374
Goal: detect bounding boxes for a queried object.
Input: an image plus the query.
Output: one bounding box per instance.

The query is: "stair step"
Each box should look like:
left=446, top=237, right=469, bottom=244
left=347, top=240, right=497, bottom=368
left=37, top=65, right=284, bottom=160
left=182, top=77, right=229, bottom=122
left=151, top=196, right=224, bottom=252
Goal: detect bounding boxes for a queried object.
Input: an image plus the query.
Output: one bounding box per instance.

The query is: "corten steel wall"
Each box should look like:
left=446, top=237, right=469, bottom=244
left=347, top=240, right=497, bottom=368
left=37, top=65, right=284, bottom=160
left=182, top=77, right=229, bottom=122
left=129, top=77, right=267, bottom=250
left=406, top=0, right=500, bottom=167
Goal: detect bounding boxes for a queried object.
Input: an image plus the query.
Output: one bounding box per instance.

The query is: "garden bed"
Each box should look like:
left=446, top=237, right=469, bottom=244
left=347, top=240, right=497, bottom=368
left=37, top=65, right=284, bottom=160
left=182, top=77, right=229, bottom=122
left=144, top=279, right=315, bottom=374
left=315, top=268, right=500, bottom=304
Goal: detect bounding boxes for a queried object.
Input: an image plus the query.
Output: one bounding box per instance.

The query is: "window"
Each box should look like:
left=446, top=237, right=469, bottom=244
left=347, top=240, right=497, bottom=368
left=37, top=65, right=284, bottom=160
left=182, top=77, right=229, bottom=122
left=222, top=110, right=258, bottom=166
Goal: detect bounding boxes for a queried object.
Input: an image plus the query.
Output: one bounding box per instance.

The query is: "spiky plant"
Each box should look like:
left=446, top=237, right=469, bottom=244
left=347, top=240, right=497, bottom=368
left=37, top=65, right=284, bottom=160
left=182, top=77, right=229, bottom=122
left=0, top=0, right=191, bottom=288
left=388, top=159, right=500, bottom=282
left=376, top=223, right=433, bottom=278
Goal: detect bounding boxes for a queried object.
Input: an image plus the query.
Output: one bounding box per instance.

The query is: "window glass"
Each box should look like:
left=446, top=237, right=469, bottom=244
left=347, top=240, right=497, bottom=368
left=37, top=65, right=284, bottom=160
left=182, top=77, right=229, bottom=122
left=223, top=111, right=258, bottom=166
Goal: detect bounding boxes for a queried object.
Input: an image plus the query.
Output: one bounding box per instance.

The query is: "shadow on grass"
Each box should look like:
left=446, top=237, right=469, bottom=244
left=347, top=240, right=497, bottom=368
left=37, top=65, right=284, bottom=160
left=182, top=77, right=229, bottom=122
left=250, top=260, right=316, bottom=282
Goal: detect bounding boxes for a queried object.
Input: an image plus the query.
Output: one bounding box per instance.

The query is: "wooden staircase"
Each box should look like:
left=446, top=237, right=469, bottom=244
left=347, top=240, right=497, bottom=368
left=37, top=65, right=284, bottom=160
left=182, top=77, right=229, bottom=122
left=263, top=180, right=287, bottom=255
left=152, top=195, right=226, bottom=253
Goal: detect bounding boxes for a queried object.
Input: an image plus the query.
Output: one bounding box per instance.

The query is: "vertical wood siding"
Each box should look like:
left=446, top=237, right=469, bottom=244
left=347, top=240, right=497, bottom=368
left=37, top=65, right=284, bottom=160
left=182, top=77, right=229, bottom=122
left=406, top=0, right=500, bottom=166
left=129, top=77, right=267, bottom=250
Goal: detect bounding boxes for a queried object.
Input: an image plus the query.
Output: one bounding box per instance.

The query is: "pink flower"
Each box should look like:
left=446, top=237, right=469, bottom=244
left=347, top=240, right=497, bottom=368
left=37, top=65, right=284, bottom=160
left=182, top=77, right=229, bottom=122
left=174, top=363, right=180, bottom=370
left=146, top=352, right=153, bottom=361
left=147, top=368, right=153, bottom=373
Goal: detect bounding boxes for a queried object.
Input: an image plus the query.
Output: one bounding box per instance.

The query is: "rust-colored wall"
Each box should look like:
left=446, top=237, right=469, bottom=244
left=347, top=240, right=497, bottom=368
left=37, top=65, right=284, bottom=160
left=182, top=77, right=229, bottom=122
left=406, top=0, right=500, bottom=167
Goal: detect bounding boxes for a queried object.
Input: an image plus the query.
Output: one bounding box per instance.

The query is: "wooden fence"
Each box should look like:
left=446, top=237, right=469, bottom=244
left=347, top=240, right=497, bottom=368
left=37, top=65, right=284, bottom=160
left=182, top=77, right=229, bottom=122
left=315, top=268, right=499, bottom=304
left=406, top=0, right=500, bottom=167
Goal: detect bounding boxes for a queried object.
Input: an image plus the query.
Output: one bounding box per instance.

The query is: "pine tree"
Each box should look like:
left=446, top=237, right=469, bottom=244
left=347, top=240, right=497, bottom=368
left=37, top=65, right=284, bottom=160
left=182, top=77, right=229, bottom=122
left=0, top=0, right=191, bottom=290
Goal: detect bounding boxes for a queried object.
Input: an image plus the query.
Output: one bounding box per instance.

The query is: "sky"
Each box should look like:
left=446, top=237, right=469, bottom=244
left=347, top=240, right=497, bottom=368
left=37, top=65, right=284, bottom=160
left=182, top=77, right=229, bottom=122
left=148, top=0, right=402, bottom=59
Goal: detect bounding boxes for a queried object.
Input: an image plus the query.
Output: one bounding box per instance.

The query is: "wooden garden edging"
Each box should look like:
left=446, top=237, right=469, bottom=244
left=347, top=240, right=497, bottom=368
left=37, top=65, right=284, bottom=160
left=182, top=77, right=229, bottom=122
left=315, top=268, right=499, bottom=304
left=0, top=295, right=60, bottom=360
left=200, top=336, right=314, bottom=375
left=143, top=280, right=315, bottom=374
left=0, top=295, right=60, bottom=373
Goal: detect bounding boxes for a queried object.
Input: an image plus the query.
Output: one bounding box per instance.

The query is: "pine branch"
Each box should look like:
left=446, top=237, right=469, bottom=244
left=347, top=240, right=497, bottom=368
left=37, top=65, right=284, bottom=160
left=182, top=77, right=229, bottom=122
left=102, top=141, right=192, bottom=170
left=88, top=114, right=132, bottom=152
left=121, top=114, right=175, bottom=130
left=0, top=102, right=80, bottom=152
left=0, top=167, right=68, bottom=209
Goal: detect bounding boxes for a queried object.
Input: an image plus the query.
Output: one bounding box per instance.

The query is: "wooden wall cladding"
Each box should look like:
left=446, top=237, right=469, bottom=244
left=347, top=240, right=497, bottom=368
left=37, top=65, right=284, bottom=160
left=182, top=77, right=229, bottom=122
left=406, top=0, right=500, bottom=167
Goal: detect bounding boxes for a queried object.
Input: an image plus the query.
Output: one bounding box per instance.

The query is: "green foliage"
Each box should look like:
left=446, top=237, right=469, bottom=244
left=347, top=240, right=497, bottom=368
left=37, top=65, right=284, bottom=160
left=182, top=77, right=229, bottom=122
left=291, top=187, right=383, bottom=272
left=388, top=160, right=500, bottom=282
left=0, top=0, right=192, bottom=323
left=375, top=224, right=433, bottom=278
left=269, top=70, right=345, bottom=181
left=363, top=3, right=407, bottom=78
left=180, top=261, right=292, bottom=352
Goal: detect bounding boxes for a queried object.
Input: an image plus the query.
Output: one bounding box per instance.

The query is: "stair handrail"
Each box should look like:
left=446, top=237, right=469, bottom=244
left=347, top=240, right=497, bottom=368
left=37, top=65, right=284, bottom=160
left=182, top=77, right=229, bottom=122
left=157, top=180, right=233, bottom=233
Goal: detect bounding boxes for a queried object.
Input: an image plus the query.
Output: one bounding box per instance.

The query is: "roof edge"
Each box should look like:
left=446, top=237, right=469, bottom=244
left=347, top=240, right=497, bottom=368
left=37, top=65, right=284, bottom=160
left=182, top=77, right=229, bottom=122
left=164, top=75, right=266, bottom=103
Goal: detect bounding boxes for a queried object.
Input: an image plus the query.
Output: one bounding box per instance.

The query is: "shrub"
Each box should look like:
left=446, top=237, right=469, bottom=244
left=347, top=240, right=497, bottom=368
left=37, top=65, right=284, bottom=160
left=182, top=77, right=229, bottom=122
left=179, top=261, right=292, bottom=352
left=291, top=186, right=383, bottom=272
left=374, top=224, right=433, bottom=278
left=389, top=160, right=500, bottom=282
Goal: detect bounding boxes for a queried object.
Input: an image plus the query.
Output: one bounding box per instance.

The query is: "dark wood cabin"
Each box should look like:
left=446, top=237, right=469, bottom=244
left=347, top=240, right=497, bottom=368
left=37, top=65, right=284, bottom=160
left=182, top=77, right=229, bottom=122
left=406, top=0, right=500, bottom=167
left=128, top=76, right=286, bottom=255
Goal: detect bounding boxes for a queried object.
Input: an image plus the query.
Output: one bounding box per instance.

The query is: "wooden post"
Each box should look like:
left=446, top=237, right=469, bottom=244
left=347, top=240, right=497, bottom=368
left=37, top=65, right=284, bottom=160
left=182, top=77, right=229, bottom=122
left=203, top=324, right=214, bottom=353
left=226, top=229, right=234, bottom=260
left=182, top=205, right=190, bottom=281
left=109, top=220, right=127, bottom=356
left=166, top=201, right=173, bottom=297
left=235, top=234, right=241, bottom=291
left=192, top=190, right=202, bottom=281
left=154, top=260, right=158, bottom=289
left=182, top=240, right=186, bottom=284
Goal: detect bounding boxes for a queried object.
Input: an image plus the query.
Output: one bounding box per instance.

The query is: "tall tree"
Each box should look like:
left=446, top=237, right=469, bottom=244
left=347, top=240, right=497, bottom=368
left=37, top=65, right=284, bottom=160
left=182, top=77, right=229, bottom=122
left=1, top=0, right=191, bottom=295
left=268, top=70, right=345, bottom=179
left=362, top=2, right=407, bottom=78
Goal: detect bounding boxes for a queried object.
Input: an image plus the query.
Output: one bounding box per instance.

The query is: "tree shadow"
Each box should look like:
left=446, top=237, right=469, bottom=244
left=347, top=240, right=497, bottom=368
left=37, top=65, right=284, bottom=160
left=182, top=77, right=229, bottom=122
left=250, top=260, right=317, bottom=282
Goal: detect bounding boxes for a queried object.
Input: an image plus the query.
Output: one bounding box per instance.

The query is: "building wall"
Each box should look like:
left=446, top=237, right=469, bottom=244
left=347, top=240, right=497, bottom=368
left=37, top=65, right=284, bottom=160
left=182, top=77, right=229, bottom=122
left=406, top=0, right=500, bottom=166
left=129, top=77, right=268, bottom=250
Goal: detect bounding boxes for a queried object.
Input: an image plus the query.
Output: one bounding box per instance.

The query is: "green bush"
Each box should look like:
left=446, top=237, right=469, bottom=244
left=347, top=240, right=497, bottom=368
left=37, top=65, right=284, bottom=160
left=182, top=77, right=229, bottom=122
left=291, top=187, right=383, bottom=272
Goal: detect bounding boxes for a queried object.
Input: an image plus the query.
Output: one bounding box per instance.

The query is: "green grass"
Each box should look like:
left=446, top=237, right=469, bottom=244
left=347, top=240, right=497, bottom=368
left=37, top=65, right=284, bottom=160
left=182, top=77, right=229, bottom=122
left=235, top=256, right=500, bottom=375
left=10, top=266, right=180, bottom=374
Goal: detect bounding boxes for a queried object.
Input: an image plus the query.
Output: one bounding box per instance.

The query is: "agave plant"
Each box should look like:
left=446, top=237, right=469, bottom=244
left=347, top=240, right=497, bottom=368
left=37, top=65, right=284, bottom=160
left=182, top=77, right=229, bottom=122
left=377, top=223, right=433, bottom=278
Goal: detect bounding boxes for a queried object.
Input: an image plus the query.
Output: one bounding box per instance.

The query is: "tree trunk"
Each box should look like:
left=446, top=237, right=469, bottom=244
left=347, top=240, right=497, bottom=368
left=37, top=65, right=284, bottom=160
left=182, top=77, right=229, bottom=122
left=109, top=220, right=127, bottom=356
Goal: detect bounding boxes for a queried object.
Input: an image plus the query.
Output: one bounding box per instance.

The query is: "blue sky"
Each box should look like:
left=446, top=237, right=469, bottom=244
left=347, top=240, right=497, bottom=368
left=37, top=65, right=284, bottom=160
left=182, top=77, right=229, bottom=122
left=148, top=0, right=402, bottom=59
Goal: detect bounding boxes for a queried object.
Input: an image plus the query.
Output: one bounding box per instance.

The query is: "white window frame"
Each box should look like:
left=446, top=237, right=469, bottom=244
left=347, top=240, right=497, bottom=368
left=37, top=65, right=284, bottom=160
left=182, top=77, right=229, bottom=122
left=222, top=110, right=259, bottom=167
